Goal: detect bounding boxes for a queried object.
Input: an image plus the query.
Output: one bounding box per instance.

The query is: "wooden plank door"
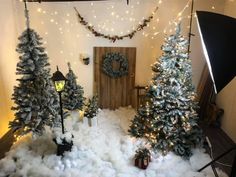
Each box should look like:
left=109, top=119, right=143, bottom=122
left=94, top=47, right=136, bottom=110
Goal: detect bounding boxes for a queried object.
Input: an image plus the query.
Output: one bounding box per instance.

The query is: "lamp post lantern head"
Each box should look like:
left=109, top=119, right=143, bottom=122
left=52, top=66, right=66, bottom=92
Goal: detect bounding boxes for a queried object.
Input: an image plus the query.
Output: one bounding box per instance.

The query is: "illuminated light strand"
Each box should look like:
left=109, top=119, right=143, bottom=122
left=149, top=0, right=192, bottom=40
left=74, top=6, right=159, bottom=42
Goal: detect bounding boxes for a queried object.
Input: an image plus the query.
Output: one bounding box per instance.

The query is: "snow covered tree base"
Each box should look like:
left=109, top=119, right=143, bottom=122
left=53, top=131, right=74, bottom=156
left=83, top=117, right=98, bottom=127
left=54, top=139, right=73, bottom=156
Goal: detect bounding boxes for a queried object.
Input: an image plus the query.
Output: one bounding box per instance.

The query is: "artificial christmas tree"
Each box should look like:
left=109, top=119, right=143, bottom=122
left=129, top=24, right=202, bottom=158
left=84, top=96, right=99, bottom=127
left=62, top=62, right=84, bottom=111
left=9, top=4, right=60, bottom=136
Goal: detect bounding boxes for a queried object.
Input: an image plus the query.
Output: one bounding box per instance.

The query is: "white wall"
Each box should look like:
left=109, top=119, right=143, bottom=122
left=0, top=0, right=18, bottom=137
left=0, top=0, right=225, bottom=138
left=216, top=0, right=236, bottom=142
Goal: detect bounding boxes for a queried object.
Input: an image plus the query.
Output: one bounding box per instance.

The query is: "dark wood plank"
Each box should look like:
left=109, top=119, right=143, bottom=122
left=0, top=129, right=14, bottom=159
left=201, top=124, right=235, bottom=176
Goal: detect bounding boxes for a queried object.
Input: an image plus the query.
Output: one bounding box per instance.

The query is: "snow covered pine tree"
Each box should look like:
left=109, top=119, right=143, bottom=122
left=129, top=24, right=203, bottom=158
left=9, top=6, right=60, bottom=136
left=84, top=96, right=99, bottom=126
left=62, top=62, right=84, bottom=111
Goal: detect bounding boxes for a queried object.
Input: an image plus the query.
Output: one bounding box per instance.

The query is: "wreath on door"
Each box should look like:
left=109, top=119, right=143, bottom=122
left=102, top=52, right=129, bottom=78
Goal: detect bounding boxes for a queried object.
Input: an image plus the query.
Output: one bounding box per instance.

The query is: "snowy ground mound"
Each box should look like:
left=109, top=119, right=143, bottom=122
left=0, top=108, right=228, bottom=177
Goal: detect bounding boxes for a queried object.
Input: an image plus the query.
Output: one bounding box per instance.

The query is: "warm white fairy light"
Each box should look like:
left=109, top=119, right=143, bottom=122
left=37, top=8, right=42, bottom=12
left=35, top=0, right=218, bottom=48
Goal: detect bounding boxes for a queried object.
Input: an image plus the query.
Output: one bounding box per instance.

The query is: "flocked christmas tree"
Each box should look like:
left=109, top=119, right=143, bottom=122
left=9, top=4, right=60, bottom=136
left=129, top=24, right=202, bottom=158
left=62, top=62, right=84, bottom=111
left=84, top=96, right=99, bottom=119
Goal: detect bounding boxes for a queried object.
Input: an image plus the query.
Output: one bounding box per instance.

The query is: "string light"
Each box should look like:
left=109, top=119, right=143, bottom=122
left=37, top=8, right=42, bottom=12
left=34, top=0, right=218, bottom=55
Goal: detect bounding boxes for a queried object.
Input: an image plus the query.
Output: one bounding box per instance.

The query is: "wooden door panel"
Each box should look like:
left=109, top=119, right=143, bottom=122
left=94, top=47, right=136, bottom=110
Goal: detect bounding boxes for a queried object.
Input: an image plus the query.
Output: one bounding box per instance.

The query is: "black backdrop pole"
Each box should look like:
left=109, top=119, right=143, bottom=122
left=188, top=0, right=195, bottom=54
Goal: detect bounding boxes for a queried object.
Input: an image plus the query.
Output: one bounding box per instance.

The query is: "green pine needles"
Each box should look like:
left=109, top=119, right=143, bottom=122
left=129, top=24, right=203, bottom=159
left=62, top=63, right=85, bottom=111
left=9, top=28, right=60, bottom=136
left=84, top=96, right=99, bottom=119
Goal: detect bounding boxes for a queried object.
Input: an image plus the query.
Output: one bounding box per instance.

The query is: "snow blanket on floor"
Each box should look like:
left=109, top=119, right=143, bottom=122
left=0, top=107, right=228, bottom=177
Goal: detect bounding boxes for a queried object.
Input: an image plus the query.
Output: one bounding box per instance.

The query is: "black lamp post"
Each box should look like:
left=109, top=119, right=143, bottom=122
left=52, top=66, right=66, bottom=134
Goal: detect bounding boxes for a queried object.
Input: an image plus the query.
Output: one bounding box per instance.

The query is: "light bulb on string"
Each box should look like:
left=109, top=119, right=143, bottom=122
left=37, top=8, right=42, bottom=13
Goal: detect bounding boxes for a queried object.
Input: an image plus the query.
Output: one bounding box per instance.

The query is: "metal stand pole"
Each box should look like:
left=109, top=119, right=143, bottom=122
left=59, top=92, right=65, bottom=134
left=198, top=145, right=236, bottom=177
left=230, top=151, right=236, bottom=177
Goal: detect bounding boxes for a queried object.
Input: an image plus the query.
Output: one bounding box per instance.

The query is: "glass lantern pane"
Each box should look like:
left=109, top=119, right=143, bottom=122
left=55, top=80, right=65, bottom=92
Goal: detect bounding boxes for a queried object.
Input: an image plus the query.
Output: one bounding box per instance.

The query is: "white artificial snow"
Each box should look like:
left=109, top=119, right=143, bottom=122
left=53, top=129, right=73, bottom=144
left=0, top=107, right=228, bottom=177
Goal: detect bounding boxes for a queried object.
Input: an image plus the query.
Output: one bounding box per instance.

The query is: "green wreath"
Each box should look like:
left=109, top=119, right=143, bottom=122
left=102, top=52, right=129, bottom=78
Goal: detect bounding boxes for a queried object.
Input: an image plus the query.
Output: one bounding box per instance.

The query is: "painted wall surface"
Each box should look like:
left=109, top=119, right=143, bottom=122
left=216, top=0, right=236, bottom=142
left=0, top=0, right=18, bottom=137
left=0, top=0, right=225, bottom=138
